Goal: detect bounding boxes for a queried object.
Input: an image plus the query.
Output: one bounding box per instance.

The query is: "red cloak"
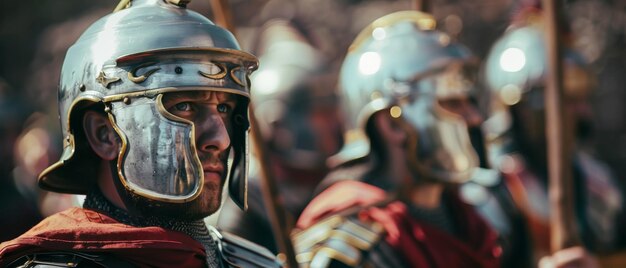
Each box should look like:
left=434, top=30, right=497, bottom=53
left=297, top=180, right=502, bottom=268
left=0, top=207, right=206, bottom=267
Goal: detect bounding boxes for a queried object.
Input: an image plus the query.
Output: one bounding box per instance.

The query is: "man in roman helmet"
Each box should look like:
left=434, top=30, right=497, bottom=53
left=291, top=11, right=501, bottom=267
left=430, top=45, right=533, bottom=268
left=483, top=4, right=623, bottom=266
left=218, top=19, right=343, bottom=253
left=0, top=0, right=280, bottom=267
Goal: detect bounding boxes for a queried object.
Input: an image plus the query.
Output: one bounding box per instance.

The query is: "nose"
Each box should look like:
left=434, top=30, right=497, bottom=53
left=196, top=112, right=231, bottom=154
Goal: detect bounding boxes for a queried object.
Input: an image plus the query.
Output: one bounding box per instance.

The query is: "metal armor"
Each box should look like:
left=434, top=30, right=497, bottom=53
left=291, top=213, right=403, bottom=268
left=330, top=10, right=479, bottom=184
left=38, top=0, right=258, bottom=209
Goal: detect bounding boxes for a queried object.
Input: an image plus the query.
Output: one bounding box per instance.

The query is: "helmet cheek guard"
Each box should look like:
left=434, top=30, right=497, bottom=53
left=38, top=0, right=258, bottom=210
left=228, top=101, right=250, bottom=209
left=107, top=95, right=203, bottom=203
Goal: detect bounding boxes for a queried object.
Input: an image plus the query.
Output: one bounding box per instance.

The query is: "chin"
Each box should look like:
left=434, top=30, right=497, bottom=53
left=123, top=184, right=223, bottom=221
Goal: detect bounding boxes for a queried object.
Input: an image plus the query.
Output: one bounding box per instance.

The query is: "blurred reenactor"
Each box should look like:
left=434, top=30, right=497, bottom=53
left=11, top=112, right=81, bottom=219
left=483, top=5, right=623, bottom=264
left=218, top=19, right=343, bottom=253
left=0, top=79, right=44, bottom=242
left=291, top=11, right=501, bottom=267
left=434, top=53, right=533, bottom=268
left=0, top=0, right=280, bottom=267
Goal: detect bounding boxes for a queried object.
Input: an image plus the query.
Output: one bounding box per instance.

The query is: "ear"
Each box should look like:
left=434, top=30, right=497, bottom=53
left=83, top=110, right=120, bottom=161
left=373, top=111, right=406, bottom=146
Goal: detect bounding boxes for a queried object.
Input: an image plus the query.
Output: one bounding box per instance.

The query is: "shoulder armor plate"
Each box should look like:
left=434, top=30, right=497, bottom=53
left=209, top=226, right=282, bottom=268
left=291, top=214, right=385, bottom=267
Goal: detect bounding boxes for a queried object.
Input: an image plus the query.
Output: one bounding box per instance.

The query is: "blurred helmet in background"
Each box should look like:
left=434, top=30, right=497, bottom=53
left=331, top=11, right=479, bottom=184
left=251, top=20, right=343, bottom=172
left=482, top=9, right=595, bottom=144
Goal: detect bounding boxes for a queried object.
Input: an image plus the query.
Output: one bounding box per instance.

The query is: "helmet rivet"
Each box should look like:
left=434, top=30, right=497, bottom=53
left=104, top=106, right=111, bottom=113
left=123, top=97, right=131, bottom=105
left=175, top=66, right=183, bottom=74
left=79, top=84, right=86, bottom=92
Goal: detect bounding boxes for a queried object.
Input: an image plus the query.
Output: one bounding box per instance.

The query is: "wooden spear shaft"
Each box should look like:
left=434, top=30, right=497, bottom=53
left=412, top=0, right=431, bottom=13
left=248, top=107, right=299, bottom=268
left=542, top=0, right=580, bottom=253
left=207, top=1, right=299, bottom=266
left=209, top=0, right=235, bottom=34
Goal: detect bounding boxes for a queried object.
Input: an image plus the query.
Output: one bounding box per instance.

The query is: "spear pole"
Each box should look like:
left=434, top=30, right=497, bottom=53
left=412, top=0, right=431, bottom=13
left=542, top=0, right=580, bottom=253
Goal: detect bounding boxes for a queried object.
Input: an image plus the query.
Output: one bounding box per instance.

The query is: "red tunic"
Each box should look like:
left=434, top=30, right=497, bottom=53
left=297, top=180, right=502, bottom=268
left=0, top=207, right=206, bottom=267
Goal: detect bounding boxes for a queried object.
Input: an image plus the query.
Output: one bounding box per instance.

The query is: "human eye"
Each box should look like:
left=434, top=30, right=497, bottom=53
left=173, top=102, right=193, bottom=112
left=217, top=103, right=232, bottom=114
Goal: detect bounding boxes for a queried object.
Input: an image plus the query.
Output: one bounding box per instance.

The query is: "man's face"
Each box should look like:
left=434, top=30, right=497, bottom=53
left=160, top=90, right=238, bottom=218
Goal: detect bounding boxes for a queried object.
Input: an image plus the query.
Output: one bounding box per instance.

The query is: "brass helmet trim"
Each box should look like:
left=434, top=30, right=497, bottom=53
left=349, top=10, right=437, bottom=52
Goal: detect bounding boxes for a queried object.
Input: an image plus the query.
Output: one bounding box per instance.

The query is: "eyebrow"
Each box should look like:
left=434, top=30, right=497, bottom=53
left=215, top=92, right=238, bottom=102
left=163, top=91, right=238, bottom=102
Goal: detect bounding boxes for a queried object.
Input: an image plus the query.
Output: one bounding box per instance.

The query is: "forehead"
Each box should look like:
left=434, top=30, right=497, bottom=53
left=162, top=90, right=239, bottom=102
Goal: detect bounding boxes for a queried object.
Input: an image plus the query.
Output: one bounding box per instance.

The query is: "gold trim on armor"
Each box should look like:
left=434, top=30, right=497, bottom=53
left=128, top=62, right=162, bottom=83
left=96, top=71, right=121, bottom=88
left=349, top=11, right=437, bottom=52
left=328, top=230, right=372, bottom=250
left=230, top=66, right=247, bottom=87
left=292, top=215, right=343, bottom=250
left=198, top=62, right=228, bottom=80
left=291, top=214, right=386, bottom=267
left=314, top=246, right=361, bottom=267
left=341, top=219, right=385, bottom=245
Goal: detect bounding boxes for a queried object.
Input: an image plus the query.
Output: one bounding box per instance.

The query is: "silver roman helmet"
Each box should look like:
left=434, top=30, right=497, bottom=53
left=251, top=20, right=341, bottom=171
left=330, top=10, right=479, bottom=183
left=483, top=14, right=595, bottom=141
left=38, top=0, right=258, bottom=209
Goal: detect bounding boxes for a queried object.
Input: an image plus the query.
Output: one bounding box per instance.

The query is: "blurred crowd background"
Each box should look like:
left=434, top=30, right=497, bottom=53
left=1, top=0, right=625, bottom=242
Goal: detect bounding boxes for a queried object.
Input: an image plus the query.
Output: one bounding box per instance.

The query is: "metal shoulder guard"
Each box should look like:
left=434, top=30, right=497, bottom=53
left=6, top=251, right=134, bottom=268
left=209, top=226, right=282, bottom=268
left=291, top=214, right=388, bottom=268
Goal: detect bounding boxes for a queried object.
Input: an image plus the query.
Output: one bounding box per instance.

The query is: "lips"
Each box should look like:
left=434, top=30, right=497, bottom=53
left=203, top=165, right=224, bottom=182
left=203, top=165, right=224, bottom=174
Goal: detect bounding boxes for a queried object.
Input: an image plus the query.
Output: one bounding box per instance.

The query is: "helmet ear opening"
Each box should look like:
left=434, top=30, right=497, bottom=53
left=38, top=102, right=106, bottom=194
